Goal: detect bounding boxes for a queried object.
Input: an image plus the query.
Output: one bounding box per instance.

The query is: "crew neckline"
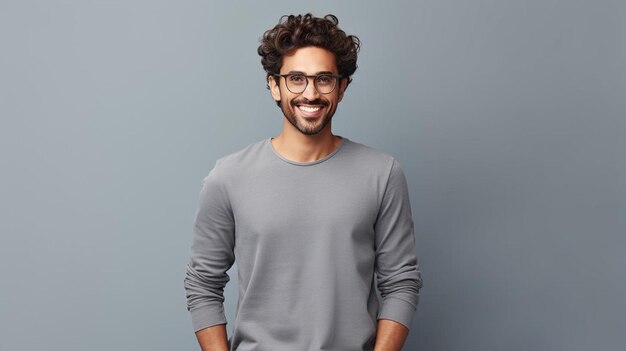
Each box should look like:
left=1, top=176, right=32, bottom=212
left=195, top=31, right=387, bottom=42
left=267, top=136, right=347, bottom=166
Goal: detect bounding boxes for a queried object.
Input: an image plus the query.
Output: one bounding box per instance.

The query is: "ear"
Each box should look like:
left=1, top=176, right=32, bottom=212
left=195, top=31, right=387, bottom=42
left=269, top=75, right=281, bottom=102
left=337, top=77, right=349, bottom=102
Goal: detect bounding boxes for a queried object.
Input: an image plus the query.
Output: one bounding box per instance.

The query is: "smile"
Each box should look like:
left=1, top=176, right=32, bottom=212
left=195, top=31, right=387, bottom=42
left=297, top=105, right=322, bottom=113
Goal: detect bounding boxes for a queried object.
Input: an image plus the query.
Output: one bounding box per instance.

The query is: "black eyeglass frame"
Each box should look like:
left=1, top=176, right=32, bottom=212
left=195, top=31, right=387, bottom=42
left=272, top=73, right=343, bottom=94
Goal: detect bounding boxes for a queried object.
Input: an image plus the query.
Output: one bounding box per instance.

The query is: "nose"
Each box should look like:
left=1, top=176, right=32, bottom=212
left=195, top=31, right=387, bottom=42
left=301, top=77, right=320, bottom=100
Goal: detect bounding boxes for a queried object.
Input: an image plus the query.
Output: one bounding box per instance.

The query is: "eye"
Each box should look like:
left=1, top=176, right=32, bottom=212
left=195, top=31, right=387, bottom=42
left=288, top=74, right=306, bottom=84
left=316, top=75, right=333, bottom=85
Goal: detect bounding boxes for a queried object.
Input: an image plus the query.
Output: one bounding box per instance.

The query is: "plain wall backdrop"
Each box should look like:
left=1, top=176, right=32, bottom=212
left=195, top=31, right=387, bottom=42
left=1, top=1, right=625, bottom=350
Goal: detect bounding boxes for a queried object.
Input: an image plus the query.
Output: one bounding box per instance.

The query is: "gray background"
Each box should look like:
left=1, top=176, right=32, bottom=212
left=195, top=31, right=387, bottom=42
left=1, top=0, right=624, bottom=350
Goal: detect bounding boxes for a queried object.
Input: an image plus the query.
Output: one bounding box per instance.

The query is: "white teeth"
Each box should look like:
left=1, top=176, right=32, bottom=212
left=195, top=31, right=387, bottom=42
left=299, top=106, right=321, bottom=113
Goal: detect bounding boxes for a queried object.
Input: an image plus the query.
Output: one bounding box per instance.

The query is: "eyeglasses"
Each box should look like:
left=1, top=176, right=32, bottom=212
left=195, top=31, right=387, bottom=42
left=273, top=73, right=342, bottom=94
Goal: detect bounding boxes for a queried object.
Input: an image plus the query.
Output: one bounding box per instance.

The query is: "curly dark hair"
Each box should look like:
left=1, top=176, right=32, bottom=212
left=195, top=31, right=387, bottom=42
left=258, top=14, right=361, bottom=88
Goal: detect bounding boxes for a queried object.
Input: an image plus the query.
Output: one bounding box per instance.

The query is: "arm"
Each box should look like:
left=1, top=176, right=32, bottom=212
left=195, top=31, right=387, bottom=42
left=195, top=324, right=229, bottom=351
left=374, top=159, right=422, bottom=343
left=374, top=319, right=409, bottom=351
left=184, top=166, right=236, bottom=346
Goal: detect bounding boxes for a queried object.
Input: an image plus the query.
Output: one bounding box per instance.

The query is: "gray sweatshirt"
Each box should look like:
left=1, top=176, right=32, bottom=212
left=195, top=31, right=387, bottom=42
left=185, top=137, right=422, bottom=351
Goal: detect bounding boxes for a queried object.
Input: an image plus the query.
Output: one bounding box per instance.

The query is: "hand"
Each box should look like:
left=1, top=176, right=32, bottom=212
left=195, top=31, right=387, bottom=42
left=195, top=324, right=229, bottom=351
left=373, top=319, right=409, bottom=351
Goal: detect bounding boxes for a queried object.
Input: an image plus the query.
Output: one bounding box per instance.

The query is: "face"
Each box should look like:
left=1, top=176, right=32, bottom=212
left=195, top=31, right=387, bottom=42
left=269, top=46, right=347, bottom=136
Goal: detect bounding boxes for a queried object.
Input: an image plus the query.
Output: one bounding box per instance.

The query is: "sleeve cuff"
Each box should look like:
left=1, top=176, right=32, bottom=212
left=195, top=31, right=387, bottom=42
left=190, top=304, right=228, bottom=332
left=377, top=297, right=417, bottom=329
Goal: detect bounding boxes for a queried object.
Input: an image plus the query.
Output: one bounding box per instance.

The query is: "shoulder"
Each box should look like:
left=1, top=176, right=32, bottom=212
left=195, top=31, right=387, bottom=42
left=215, top=139, right=267, bottom=169
left=203, top=139, right=268, bottom=183
left=340, top=138, right=401, bottom=174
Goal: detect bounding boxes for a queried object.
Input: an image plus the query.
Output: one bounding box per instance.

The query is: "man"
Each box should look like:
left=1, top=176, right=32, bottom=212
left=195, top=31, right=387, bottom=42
left=185, top=14, right=422, bottom=351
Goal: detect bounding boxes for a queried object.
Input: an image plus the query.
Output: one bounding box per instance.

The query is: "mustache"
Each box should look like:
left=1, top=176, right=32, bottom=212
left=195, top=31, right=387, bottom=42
left=291, top=98, right=329, bottom=106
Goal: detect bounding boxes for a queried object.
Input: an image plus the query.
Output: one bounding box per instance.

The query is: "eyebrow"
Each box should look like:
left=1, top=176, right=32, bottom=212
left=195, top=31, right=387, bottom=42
left=286, top=70, right=335, bottom=75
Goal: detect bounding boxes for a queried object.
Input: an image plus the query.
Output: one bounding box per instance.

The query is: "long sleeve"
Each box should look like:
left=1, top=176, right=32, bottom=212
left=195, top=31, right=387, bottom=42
left=374, top=159, right=423, bottom=329
left=184, top=165, right=236, bottom=332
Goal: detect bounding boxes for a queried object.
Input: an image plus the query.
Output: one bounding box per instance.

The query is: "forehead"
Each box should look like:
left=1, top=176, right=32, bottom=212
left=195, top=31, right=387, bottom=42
left=280, top=46, right=338, bottom=74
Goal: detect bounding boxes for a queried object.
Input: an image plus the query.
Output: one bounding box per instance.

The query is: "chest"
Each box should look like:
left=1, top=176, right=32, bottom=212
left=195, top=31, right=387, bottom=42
left=229, top=166, right=382, bottom=248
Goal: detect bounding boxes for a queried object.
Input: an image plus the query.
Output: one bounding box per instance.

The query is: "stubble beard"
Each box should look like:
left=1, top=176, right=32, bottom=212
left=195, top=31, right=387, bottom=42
left=280, top=98, right=336, bottom=136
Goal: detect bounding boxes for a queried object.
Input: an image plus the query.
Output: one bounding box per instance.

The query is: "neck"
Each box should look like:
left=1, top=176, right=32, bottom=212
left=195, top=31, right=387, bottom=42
left=271, top=121, right=342, bottom=163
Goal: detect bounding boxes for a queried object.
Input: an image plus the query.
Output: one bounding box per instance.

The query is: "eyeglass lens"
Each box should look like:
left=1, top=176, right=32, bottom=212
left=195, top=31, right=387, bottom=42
left=286, top=74, right=336, bottom=94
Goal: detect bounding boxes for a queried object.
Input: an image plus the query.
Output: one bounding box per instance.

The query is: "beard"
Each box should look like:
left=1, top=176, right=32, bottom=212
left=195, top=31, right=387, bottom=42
left=279, top=97, right=336, bottom=135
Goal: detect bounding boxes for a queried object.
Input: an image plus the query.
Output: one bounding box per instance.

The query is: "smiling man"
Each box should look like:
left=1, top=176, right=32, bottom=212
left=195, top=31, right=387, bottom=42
left=185, top=14, right=422, bottom=351
left=270, top=47, right=342, bottom=136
